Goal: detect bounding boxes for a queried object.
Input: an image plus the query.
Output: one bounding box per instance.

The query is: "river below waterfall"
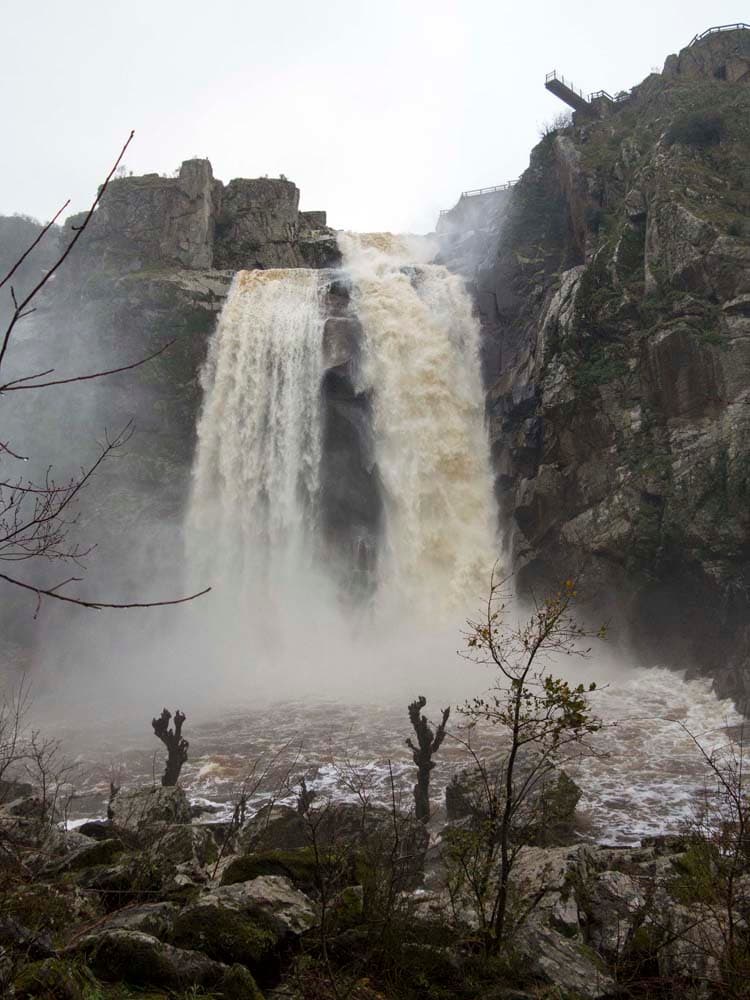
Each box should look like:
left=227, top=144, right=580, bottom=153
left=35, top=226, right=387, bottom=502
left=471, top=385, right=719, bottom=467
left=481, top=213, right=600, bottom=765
left=58, top=665, right=741, bottom=846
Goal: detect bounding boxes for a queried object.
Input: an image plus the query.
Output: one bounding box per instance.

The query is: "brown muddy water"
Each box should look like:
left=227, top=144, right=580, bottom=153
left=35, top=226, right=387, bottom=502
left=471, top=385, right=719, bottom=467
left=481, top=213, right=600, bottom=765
left=54, top=667, right=742, bottom=846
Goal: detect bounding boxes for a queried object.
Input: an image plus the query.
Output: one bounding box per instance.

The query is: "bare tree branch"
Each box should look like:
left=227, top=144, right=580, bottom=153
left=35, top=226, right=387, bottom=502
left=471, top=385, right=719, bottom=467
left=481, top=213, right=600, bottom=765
left=0, top=130, right=134, bottom=375
left=0, top=339, right=176, bottom=393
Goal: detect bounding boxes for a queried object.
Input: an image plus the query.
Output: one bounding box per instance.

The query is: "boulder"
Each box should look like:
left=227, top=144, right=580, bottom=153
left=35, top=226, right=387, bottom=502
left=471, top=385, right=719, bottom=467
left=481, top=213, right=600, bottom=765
left=77, top=927, right=249, bottom=991
left=109, top=786, right=191, bottom=831
left=0, top=779, right=33, bottom=804
left=95, top=901, right=179, bottom=939
left=171, top=875, right=315, bottom=980
left=241, top=802, right=428, bottom=887
left=0, top=916, right=55, bottom=960
left=74, top=850, right=197, bottom=911
left=445, top=757, right=582, bottom=846
left=139, top=821, right=218, bottom=868
left=221, top=847, right=319, bottom=891
left=42, top=837, right=125, bottom=876
left=209, top=876, right=317, bottom=937
left=586, top=869, right=647, bottom=958
left=514, top=923, right=614, bottom=999
left=75, top=820, right=114, bottom=842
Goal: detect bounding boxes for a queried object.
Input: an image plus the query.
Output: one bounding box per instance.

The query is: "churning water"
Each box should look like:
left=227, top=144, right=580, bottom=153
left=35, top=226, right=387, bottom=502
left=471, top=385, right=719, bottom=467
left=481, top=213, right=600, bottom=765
left=338, top=233, right=496, bottom=611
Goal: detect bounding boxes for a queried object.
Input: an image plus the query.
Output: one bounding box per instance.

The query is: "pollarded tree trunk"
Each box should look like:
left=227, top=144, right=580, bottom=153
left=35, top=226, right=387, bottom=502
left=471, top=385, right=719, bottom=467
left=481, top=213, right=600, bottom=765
left=151, top=708, right=189, bottom=787
left=406, top=696, right=450, bottom=823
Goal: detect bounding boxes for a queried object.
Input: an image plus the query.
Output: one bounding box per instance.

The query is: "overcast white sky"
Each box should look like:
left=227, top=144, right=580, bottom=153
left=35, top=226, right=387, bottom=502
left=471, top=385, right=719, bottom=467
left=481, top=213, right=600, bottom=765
left=1, top=1, right=744, bottom=233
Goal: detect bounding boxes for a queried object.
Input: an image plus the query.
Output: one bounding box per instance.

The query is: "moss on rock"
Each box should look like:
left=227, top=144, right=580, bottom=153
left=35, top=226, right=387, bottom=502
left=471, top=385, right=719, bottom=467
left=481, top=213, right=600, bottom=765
left=14, top=958, right=85, bottom=1000
left=170, top=902, right=278, bottom=972
left=220, top=848, right=319, bottom=891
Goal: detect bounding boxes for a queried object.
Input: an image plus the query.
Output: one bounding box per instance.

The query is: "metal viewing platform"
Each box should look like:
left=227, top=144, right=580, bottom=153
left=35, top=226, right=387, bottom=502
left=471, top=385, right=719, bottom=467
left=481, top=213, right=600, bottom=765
left=544, top=71, right=591, bottom=113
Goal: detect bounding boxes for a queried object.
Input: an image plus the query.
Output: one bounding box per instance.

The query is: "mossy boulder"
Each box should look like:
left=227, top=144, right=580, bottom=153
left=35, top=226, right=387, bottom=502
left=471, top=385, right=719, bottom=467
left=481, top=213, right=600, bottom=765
left=221, top=847, right=319, bottom=891
left=78, top=927, right=230, bottom=990
left=13, top=958, right=84, bottom=1000
left=75, top=851, right=191, bottom=911
left=2, top=884, right=100, bottom=948
left=445, top=758, right=581, bottom=846
left=171, top=876, right=315, bottom=982
left=170, top=899, right=279, bottom=972
left=44, top=837, right=125, bottom=876
left=218, top=963, right=266, bottom=999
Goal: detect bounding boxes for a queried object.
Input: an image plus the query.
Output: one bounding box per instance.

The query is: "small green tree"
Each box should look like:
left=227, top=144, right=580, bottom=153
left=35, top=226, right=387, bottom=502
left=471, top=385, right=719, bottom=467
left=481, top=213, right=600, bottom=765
left=668, top=723, right=750, bottom=997
left=448, top=571, right=604, bottom=953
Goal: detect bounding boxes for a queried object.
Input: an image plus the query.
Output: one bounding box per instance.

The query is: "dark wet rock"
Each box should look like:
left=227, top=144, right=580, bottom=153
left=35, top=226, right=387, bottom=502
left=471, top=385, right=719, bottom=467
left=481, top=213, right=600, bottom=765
left=75, top=820, right=112, bottom=841
left=189, top=801, right=222, bottom=819
left=76, top=927, right=233, bottom=990
left=42, top=837, right=125, bottom=876
left=322, top=315, right=363, bottom=371
left=96, top=901, right=179, bottom=939
left=221, top=847, right=319, bottom=892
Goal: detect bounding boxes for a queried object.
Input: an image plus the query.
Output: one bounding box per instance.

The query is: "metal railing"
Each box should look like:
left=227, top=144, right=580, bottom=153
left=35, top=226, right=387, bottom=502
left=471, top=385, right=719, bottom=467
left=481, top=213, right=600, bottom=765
left=545, top=70, right=587, bottom=102
left=689, top=22, right=749, bottom=46
left=438, top=181, right=517, bottom=219
left=589, top=89, right=630, bottom=104
left=460, top=181, right=516, bottom=198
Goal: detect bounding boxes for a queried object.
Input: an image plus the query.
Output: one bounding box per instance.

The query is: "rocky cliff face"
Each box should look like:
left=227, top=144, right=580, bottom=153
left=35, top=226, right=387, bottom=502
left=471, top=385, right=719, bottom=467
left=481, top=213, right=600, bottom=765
left=442, top=27, right=750, bottom=707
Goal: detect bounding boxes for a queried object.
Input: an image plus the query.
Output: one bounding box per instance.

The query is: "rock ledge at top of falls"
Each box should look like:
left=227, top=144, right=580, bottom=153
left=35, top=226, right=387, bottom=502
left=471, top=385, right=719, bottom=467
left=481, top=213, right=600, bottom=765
left=62, top=158, right=341, bottom=276
left=436, top=26, right=750, bottom=711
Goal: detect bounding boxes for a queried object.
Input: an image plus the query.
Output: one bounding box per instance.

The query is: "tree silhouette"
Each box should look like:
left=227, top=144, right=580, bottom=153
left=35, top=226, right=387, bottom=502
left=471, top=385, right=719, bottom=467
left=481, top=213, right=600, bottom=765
left=152, top=708, right=189, bottom=787
left=406, top=695, right=450, bottom=822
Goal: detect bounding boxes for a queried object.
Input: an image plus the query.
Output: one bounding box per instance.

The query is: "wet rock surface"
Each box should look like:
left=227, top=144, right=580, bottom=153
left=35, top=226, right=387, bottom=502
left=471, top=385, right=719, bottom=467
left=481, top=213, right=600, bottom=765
left=438, top=34, right=750, bottom=708
left=1, top=773, right=747, bottom=999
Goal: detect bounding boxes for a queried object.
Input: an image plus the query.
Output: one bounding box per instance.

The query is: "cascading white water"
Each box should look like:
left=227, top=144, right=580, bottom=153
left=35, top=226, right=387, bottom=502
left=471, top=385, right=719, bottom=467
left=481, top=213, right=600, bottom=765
left=188, top=268, right=325, bottom=593
left=338, top=232, right=498, bottom=610
left=182, top=238, right=498, bottom=700
left=189, top=238, right=498, bottom=618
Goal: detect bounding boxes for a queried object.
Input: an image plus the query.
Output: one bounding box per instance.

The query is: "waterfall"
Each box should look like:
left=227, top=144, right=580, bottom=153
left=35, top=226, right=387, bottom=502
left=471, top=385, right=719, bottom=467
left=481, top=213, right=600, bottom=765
left=338, top=232, right=497, bottom=611
left=189, top=239, right=497, bottom=615
left=184, top=239, right=498, bottom=699
left=187, top=268, right=325, bottom=596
